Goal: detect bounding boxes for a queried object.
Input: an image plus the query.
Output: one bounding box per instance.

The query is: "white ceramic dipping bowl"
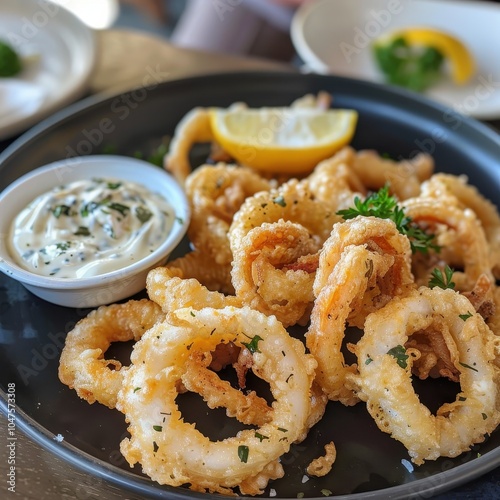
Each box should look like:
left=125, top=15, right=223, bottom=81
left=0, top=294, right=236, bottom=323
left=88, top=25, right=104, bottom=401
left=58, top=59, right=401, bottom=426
left=0, top=155, right=190, bottom=308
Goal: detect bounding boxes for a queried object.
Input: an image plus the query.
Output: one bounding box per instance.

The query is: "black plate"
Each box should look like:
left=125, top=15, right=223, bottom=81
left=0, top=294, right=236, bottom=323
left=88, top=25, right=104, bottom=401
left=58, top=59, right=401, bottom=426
left=1, top=72, right=499, bottom=499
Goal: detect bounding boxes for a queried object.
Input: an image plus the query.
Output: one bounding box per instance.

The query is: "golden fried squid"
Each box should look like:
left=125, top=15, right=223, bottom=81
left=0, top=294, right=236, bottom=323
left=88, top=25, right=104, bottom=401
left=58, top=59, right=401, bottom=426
left=402, top=196, right=494, bottom=293
left=306, top=218, right=415, bottom=405
left=186, top=163, right=272, bottom=264
left=231, top=220, right=319, bottom=327
left=163, top=107, right=213, bottom=183
left=349, top=148, right=434, bottom=200
left=351, top=287, right=500, bottom=465
left=421, top=173, right=500, bottom=279
left=117, top=306, right=318, bottom=495
left=59, top=299, right=164, bottom=409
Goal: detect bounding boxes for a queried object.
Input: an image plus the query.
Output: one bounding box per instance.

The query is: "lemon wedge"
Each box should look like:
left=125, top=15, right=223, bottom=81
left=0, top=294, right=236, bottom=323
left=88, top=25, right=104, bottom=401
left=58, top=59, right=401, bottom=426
left=209, top=107, right=358, bottom=175
left=376, top=27, right=475, bottom=85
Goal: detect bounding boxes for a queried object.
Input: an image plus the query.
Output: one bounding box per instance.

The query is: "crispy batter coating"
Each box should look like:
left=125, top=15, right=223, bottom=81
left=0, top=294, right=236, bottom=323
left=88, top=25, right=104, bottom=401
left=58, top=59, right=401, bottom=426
left=117, top=306, right=317, bottom=495
left=352, top=287, right=500, bottom=465
left=58, top=299, right=164, bottom=409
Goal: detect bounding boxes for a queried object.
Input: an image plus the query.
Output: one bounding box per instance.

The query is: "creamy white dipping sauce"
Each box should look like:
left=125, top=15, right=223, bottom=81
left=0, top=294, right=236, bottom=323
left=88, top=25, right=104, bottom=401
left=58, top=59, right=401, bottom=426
left=8, top=177, right=178, bottom=278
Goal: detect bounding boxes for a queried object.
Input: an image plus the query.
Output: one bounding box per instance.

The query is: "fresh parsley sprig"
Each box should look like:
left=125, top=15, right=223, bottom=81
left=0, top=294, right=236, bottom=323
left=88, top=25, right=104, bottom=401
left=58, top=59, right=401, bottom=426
left=336, top=186, right=439, bottom=254
left=428, top=265, right=455, bottom=290
left=373, top=36, right=444, bottom=92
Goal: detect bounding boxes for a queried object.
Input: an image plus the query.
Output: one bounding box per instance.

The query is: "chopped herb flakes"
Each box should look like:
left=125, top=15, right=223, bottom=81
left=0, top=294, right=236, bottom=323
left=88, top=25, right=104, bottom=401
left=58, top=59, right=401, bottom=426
left=10, top=177, right=177, bottom=279
left=255, top=432, right=269, bottom=442
left=153, top=425, right=163, bottom=432
left=459, top=312, right=473, bottom=321
left=238, top=445, right=249, bottom=463
left=74, top=226, right=91, bottom=237
left=52, top=205, right=72, bottom=218
left=387, top=345, right=409, bottom=369
left=135, top=205, right=153, bottom=223
left=242, top=335, right=263, bottom=353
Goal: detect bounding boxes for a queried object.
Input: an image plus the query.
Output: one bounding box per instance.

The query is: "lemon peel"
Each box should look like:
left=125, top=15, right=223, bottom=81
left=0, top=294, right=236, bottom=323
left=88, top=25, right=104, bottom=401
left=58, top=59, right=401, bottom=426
left=209, top=107, right=358, bottom=175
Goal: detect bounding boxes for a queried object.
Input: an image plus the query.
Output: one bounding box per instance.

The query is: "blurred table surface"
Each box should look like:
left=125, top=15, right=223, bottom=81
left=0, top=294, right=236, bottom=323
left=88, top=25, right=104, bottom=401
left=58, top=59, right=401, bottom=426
left=1, top=28, right=499, bottom=500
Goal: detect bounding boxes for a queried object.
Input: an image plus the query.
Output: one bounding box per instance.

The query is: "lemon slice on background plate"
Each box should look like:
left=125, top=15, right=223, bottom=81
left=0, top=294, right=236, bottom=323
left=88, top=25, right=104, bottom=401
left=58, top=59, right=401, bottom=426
left=209, top=107, right=358, bottom=175
left=374, top=27, right=476, bottom=89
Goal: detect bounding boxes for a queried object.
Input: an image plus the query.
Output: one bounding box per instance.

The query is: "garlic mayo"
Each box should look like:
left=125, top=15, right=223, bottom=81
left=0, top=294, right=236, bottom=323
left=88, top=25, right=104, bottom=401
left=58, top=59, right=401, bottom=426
left=8, top=177, right=178, bottom=278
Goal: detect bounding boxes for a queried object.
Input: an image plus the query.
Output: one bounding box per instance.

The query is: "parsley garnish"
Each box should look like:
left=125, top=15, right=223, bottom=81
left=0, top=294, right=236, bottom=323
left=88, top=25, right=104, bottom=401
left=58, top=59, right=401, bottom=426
left=238, top=445, right=249, bottom=463
left=242, top=335, right=263, bottom=354
left=387, top=345, right=409, bottom=369
left=55, top=242, right=71, bottom=252
left=153, top=441, right=159, bottom=453
left=107, top=202, right=130, bottom=216
left=255, top=432, right=269, bottom=442
left=365, top=355, right=373, bottom=365
left=74, top=226, right=91, bottom=237
left=459, top=311, right=473, bottom=322
left=336, top=186, right=439, bottom=254
left=51, top=204, right=72, bottom=218
left=373, top=36, right=444, bottom=92
left=107, top=182, right=122, bottom=190
left=153, top=425, right=163, bottom=432
left=135, top=206, right=153, bottom=223
left=428, top=265, right=455, bottom=290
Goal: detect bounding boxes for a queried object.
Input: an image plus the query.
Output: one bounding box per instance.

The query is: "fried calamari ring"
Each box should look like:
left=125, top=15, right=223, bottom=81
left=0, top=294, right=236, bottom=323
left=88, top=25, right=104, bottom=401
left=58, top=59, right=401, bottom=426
left=185, top=163, right=271, bottom=266
left=352, top=287, right=500, bottom=464
left=231, top=220, right=319, bottom=327
left=146, top=266, right=241, bottom=313
left=306, top=244, right=411, bottom=405
left=163, top=107, right=214, bottom=183
left=402, top=197, right=493, bottom=290
left=229, top=178, right=339, bottom=254
left=117, top=306, right=317, bottom=495
left=181, top=349, right=272, bottom=427
left=167, top=250, right=234, bottom=295
left=421, top=173, right=500, bottom=278
left=350, top=149, right=434, bottom=200
left=306, top=146, right=366, bottom=212
left=313, top=216, right=415, bottom=311
left=58, top=299, right=164, bottom=409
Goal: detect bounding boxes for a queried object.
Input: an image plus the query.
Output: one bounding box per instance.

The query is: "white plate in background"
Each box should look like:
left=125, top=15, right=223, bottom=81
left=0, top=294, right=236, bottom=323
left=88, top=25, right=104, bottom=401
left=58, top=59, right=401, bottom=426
left=291, top=0, right=500, bottom=119
left=0, top=0, right=97, bottom=139
left=49, top=0, right=119, bottom=29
